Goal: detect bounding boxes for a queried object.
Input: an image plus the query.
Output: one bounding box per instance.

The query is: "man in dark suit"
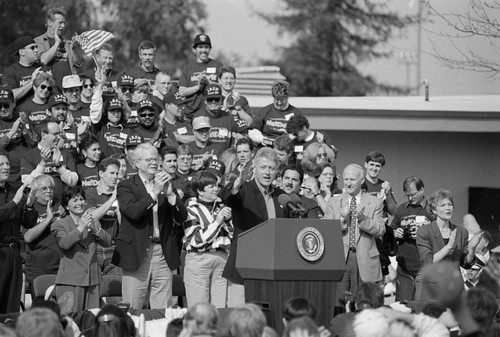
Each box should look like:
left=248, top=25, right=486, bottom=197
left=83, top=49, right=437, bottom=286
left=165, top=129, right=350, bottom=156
left=112, top=143, right=187, bottom=309
left=221, top=147, right=288, bottom=307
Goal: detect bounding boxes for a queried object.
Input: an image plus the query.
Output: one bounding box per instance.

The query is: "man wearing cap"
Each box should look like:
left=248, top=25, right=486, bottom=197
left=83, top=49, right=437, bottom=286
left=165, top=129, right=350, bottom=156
left=2, top=36, right=42, bottom=105
left=159, top=91, right=194, bottom=148
left=61, top=74, right=89, bottom=125
left=192, top=84, right=233, bottom=151
left=249, top=80, right=305, bottom=147
left=48, top=94, right=79, bottom=151
left=130, top=99, right=159, bottom=143
left=127, top=41, right=161, bottom=81
left=190, top=116, right=225, bottom=171
left=179, top=34, right=223, bottom=118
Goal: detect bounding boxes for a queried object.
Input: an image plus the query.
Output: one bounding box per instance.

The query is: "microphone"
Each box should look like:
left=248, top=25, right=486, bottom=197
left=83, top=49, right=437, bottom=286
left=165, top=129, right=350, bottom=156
left=289, top=194, right=306, bottom=214
left=278, top=194, right=300, bottom=214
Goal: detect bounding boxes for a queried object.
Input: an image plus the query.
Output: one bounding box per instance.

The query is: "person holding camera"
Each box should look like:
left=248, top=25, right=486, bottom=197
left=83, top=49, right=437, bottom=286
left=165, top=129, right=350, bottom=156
left=391, top=176, right=433, bottom=302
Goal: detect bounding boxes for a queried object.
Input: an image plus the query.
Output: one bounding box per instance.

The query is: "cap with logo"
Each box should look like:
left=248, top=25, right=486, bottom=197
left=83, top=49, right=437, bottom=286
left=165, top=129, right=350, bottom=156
left=137, top=99, right=157, bottom=113
left=49, top=94, right=69, bottom=108
left=62, top=75, right=82, bottom=89
left=163, top=91, right=186, bottom=105
left=232, top=118, right=249, bottom=133
left=193, top=34, right=212, bottom=49
left=206, top=159, right=225, bottom=177
left=0, top=89, right=14, bottom=104
left=192, top=116, right=212, bottom=130
left=203, top=84, right=222, bottom=99
left=126, top=134, right=144, bottom=147
left=13, top=36, right=35, bottom=55
left=118, top=74, right=134, bottom=87
left=106, top=98, right=123, bottom=111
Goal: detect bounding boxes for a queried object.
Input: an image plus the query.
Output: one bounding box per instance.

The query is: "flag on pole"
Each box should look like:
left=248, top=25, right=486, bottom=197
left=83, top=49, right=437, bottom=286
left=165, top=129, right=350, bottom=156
left=74, top=30, right=115, bottom=57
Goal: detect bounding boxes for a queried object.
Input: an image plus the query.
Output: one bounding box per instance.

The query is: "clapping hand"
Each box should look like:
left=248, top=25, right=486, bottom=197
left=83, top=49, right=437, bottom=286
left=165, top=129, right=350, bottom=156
left=153, top=171, right=170, bottom=196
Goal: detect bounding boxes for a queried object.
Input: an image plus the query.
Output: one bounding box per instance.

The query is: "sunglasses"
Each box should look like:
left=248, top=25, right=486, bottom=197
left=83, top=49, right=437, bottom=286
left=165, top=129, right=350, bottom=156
left=0, top=103, right=10, bottom=109
left=83, top=84, right=94, bottom=89
left=40, top=84, right=53, bottom=92
left=120, top=87, right=135, bottom=93
left=207, top=98, right=221, bottom=103
left=316, top=152, right=328, bottom=159
left=139, top=113, right=155, bottom=118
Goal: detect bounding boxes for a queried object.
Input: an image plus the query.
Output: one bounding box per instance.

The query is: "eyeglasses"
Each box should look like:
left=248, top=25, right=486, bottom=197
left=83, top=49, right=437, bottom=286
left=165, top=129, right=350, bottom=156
left=207, top=98, right=221, bottom=103
left=39, top=185, right=55, bottom=192
left=120, top=87, right=135, bottom=93
left=83, top=84, right=94, bottom=89
left=316, top=152, right=328, bottom=159
left=24, top=45, right=38, bottom=50
left=141, top=158, right=161, bottom=164
left=139, top=113, right=155, bottom=118
left=40, top=84, right=53, bottom=92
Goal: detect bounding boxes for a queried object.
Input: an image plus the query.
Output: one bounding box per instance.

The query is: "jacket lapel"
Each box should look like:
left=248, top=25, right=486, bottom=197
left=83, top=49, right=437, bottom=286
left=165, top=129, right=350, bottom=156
left=134, top=175, right=153, bottom=223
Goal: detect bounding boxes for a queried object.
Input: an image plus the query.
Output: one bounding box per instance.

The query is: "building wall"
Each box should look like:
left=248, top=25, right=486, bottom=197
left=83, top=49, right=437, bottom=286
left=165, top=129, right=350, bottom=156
left=325, top=130, right=500, bottom=234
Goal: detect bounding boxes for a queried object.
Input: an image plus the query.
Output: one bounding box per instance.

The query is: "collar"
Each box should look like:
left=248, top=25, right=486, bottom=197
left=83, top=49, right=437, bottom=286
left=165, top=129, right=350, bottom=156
left=106, top=122, right=123, bottom=130
left=255, top=179, right=274, bottom=196
left=406, top=197, right=428, bottom=209
left=347, top=191, right=362, bottom=204
left=96, top=183, right=114, bottom=195
left=138, top=171, right=154, bottom=185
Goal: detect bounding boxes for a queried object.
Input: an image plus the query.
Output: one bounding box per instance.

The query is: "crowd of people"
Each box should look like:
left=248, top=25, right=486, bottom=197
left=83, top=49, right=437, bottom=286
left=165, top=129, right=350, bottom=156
left=1, top=6, right=500, bottom=337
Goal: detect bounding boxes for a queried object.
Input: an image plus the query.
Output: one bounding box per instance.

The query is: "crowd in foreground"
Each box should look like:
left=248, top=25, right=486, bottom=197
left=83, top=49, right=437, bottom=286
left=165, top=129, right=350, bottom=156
left=1, top=6, right=499, bottom=337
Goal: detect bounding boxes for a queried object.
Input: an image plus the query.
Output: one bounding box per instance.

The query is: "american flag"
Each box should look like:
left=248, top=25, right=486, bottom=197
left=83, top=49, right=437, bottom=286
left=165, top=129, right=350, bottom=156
left=73, top=30, right=114, bottom=57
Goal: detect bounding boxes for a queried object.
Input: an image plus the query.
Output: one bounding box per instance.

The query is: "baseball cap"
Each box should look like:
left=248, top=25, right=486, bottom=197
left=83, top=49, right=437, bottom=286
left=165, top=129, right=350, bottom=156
left=203, top=84, right=222, bottom=99
left=206, top=159, right=225, bottom=177
left=193, top=34, right=212, bottom=48
left=137, top=99, right=156, bottom=113
left=192, top=116, right=211, bottom=130
left=106, top=98, right=123, bottom=111
left=118, top=73, right=134, bottom=87
left=62, top=75, right=82, bottom=89
left=232, top=118, right=249, bottom=133
left=126, top=134, right=144, bottom=147
left=49, top=94, right=69, bottom=108
left=13, top=36, right=35, bottom=55
left=163, top=91, right=186, bottom=105
left=0, top=89, right=14, bottom=104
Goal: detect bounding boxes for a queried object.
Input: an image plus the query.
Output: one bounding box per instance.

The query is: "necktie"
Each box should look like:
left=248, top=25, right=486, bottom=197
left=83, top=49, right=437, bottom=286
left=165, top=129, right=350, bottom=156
left=348, top=197, right=357, bottom=248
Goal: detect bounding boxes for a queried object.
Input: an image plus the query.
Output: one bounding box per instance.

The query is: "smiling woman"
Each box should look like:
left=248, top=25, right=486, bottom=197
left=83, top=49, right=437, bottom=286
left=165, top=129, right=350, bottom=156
left=415, top=189, right=483, bottom=301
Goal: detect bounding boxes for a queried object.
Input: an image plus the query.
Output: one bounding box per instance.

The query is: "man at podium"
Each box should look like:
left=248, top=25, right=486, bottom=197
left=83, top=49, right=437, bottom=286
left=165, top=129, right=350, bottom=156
left=221, top=147, right=288, bottom=307
left=324, top=164, right=385, bottom=312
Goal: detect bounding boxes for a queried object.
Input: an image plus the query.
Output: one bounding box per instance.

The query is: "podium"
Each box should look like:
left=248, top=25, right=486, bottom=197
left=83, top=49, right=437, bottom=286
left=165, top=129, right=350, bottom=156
left=236, top=218, right=345, bottom=331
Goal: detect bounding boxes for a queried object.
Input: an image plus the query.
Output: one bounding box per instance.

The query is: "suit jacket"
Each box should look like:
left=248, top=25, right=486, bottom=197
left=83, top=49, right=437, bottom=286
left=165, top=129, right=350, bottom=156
left=416, top=221, right=470, bottom=300
left=111, top=174, right=188, bottom=272
left=51, top=216, right=112, bottom=286
left=221, top=179, right=288, bottom=284
left=325, top=192, right=385, bottom=283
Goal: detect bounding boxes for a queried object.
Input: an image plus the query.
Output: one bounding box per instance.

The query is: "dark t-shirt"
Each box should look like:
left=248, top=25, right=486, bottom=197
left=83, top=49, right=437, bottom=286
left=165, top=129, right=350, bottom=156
left=85, top=188, right=119, bottom=239
left=192, top=108, right=233, bottom=150
left=391, top=200, right=433, bottom=272
left=250, top=104, right=304, bottom=144
left=16, top=100, right=50, bottom=134
left=1, top=62, right=39, bottom=105
left=76, top=163, right=99, bottom=190
left=189, top=141, right=226, bottom=170
left=178, top=58, right=223, bottom=117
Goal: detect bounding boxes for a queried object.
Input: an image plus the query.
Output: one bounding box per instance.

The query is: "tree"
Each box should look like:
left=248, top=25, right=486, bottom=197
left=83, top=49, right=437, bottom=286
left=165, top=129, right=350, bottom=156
left=256, top=1, right=412, bottom=96
left=423, top=0, right=500, bottom=78
left=94, top=0, right=207, bottom=75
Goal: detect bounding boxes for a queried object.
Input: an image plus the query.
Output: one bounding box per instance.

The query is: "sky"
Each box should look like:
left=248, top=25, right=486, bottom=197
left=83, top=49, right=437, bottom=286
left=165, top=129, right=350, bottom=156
left=201, top=0, right=500, bottom=96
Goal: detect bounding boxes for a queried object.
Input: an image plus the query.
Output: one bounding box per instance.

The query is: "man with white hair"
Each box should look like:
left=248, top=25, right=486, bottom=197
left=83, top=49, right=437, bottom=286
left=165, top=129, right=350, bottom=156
left=324, top=164, right=385, bottom=312
left=112, top=143, right=187, bottom=309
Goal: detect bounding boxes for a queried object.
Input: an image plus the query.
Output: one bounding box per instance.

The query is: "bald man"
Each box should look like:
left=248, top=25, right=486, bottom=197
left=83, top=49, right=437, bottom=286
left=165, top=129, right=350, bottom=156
left=324, top=164, right=385, bottom=311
